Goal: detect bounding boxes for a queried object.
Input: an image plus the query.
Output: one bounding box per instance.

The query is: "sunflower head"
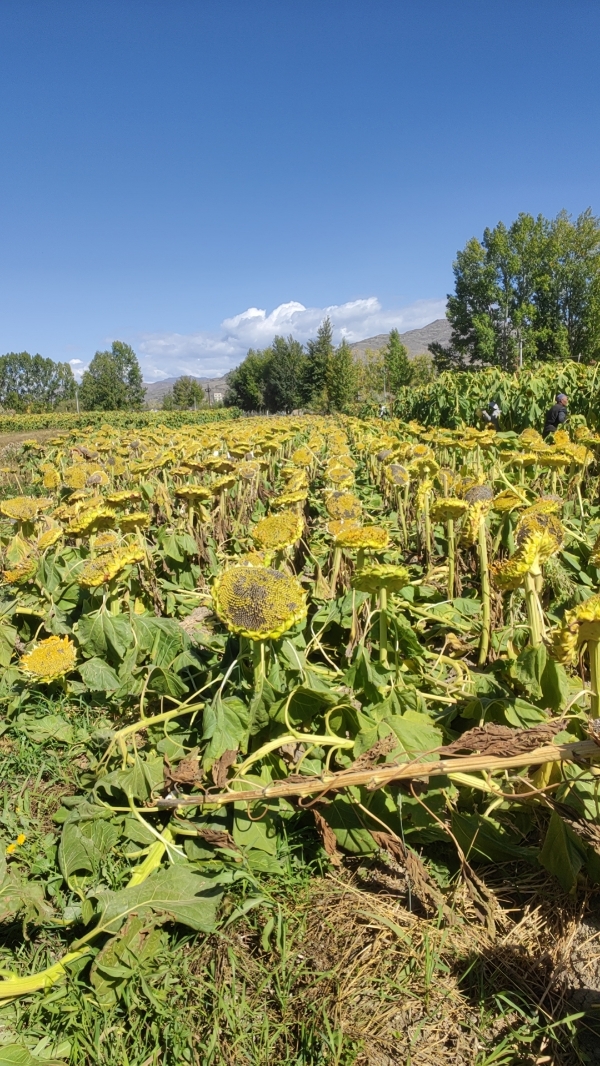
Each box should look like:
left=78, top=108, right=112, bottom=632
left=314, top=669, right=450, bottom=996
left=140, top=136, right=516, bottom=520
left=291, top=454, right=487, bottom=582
left=334, top=525, right=390, bottom=551
left=106, top=490, right=142, bottom=507
left=212, top=565, right=307, bottom=640
left=492, top=523, right=563, bottom=591
left=37, top=526, right=64, bottom=551
left=94, top=531, right=120, bottom=553
left=174, top=484, right=212, bottom=503
left=326, top=518, right=361, bottom=537
left=515, top=511, right=564, bottom=551
left=326, top=492, right=363, bottom=521
left=118, top=512, right=149, bottom=532
left=63, top=465, right=89, bottom=490
left=271, top=489, right=308, bottom=509
left=253, top=511, right=303, bottom=552
left=20, top=635, right=76, bottom=684
left=2, top=556, right=37, bottom=584
left=385, top=463, right=409, bottom=488
left=0, top=496, right=47, bottom=523
left=492, top=489, right=525, bottom=513
left=237, top=461, right=261, bottom=481
left=352, top=562, right=410, bottom=595
left=78, top=545, right=144, bottom=587
left=68, top=505, right=116, bottom=537
left=552, top=594, right=600, bottom=664
left=464, top=485, right=494, bottom=505
left=430, top=497, right=469, bottom=522
left=41, top=467, right=61, bottom=490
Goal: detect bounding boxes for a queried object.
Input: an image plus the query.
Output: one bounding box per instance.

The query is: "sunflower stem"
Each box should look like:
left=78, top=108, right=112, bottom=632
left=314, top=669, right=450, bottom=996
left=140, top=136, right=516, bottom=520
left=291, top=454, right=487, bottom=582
left=447, top=518, right=455, bottom=600
left=589, top=640, right=600, bottom=718
left=477, top=517, right=490, bottom=665
left=524, top=571, right=543, bottom=648
left=252, top=639, right=266, bottom=696
left=379, top=586, right=388, bottom=665
left=329, top=546, right=342, bottom=596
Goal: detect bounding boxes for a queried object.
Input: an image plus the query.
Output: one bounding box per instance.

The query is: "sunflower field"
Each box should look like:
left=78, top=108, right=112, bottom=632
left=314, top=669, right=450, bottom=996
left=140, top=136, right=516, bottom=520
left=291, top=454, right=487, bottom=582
left=1, top=413, right=600, bottom=1060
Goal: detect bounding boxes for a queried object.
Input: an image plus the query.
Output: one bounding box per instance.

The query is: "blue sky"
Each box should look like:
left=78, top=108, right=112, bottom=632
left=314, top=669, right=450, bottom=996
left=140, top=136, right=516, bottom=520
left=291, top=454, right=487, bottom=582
left=1, top=0, right=599, bottom=381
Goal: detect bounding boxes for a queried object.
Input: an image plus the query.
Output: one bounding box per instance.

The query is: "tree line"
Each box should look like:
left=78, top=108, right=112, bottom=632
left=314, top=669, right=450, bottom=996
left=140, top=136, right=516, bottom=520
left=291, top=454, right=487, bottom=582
left=431, top=208, right=600, bottom=372
left=224, top=318, right=431, bottom=413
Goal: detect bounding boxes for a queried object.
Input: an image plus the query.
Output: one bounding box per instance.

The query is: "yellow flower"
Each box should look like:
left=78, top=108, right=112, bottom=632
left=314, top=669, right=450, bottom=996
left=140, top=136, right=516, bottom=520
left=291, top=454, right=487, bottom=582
left=94, top=531, right=120, bottom=553
left=492, top=489, right=525, bottom=513
left=174, top=485, right=212, bottom=503
left=352, top=563, right=409, bottom=594
left=2, top=557, right=37, bottom=584
left=16, top=834, right=26, bottom=846
left=37, top=527, right=64, bottom=551
left=0, top=497, right=47, bottom=522
left=118, top=512, right=149, bottom=532
left=63, top=465, right=89, bottom=490
left=385, top=463, right=409, bottom=488
left=5, top=843, right=16, bottom=855
left=492, top=524, right=563, bottom=592
left=552, top=594, right=600, bottom=665
left=78, top=545, right=145, bottom=588
left=334, top=525, right=390, bottom=551
left=253, top=511, right=303, bottom=552
left=67, top=505, right=116, bottom=537
left=213, top=565, right=307, bottom=640
left=20, top=635, right=77, bottom=683
left=430, top=497, right=469, bottom=522
left=41, top=467, right=61, bottom=490
left=325, top=492, right=363, bottom=521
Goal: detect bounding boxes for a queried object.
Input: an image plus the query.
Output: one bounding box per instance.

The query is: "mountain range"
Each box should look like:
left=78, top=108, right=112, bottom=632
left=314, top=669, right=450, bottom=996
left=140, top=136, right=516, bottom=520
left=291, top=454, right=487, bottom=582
left=142, top=318, right=452, bottom=407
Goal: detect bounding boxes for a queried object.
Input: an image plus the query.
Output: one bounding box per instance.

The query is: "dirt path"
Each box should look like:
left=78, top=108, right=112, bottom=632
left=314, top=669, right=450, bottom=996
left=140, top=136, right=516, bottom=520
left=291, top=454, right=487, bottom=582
left=0, top=429, right=66, bottom=447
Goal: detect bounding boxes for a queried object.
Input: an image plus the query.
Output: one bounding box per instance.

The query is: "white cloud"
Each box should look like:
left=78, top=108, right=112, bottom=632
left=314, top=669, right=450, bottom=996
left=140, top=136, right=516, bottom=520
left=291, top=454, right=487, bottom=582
left=135, top=296, right=446, bottom=381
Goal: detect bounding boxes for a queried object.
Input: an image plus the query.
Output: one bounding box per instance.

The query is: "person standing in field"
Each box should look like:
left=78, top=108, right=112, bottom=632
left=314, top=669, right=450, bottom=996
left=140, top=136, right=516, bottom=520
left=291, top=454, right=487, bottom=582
left=542, top=392, right=568, bottom=438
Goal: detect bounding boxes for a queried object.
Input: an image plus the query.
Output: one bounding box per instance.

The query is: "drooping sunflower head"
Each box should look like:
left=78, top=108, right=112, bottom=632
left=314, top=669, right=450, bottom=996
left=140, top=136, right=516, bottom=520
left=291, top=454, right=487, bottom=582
left=41, top=467, right=61, bottom=490
left=271, top=489, right=308, bottom=509
left=253, top=511, right=303, bottom=552
left=63, top=465, right=89, bottom=490
left=212, top=565, right=307, bottom=641
left=37, top=526, right=64, bottom=551
left=515, top=511, right=564, bottom=551
left=0, top=496, right=48, bottom=523
left=68, top=505, right=116, bottom=537
left=94, top=531, right=120, bottom=553
left=552, top=594, right=600, bottom=664
left=430, top=497, right=469, bottom=522
left=174, top=485, right=212, bottom=503
left=237, top=549, right=273, bottom=567
left=352, top=562, right=410, bottom=595
left=492, top=489, right=525, bottom=513
left=118, top=511, right=150, bottom=533
left=237, top=460, right=261, bottom=481
left=492, top=522, right=564, bottom=592
left=385, top=463, right=409, bottom=488
left=326, top=518, right=361, bottom=537
left=464, top=485, right=494, bottom=506
left=20, top=635, right=76, bottom=684
left=334, top=525, right=390, bottom=551
left=78, top=545, right=145, bottom=588
left=520, top=427, right=545, bottom=449
left=325, top=492, right=363, bottom=521
left=106, top=489, right=142, bottom=508
left=2, top=556, right=37, bottom=585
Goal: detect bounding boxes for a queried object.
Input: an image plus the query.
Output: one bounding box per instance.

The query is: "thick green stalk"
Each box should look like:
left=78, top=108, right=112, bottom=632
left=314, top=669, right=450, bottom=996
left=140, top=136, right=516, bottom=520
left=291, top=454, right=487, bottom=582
left=524, top=571, right=543, bottom=648
left=329, top=546, right=342, bottom=595
left=379, top=585, right=388, bottom=665
left=477, top=517, right=490, bottom=665
left=447, top=518, right=455, bottom=600
left=589, top=639, right=600, bottom=718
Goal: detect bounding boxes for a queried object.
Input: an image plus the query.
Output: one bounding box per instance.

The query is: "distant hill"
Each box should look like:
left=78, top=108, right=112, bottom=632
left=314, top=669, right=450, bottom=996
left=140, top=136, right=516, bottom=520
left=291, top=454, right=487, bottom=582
left=142, top=319, right=452, bottom=406
left=144, top=374, right=230, bottom=409
left=348, top=318, right=451, bottom=360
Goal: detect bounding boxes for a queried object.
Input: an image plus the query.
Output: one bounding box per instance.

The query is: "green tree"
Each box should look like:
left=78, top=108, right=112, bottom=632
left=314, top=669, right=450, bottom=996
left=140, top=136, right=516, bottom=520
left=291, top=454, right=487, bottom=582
left=302, top=317, right=334, bottom=408
left=79, top=341, right=145, bottom=411
left=326, top=339, right=358, bottom=413
left=410, top=354, right=435, bottom=386
left=383, top=329, right=412, bottom=393
left=432, top=210, right=600, bottom=371
left=265, top=335, right=307, bottom=412
left=163, top=376, right=206, bottom=410
left=225, top=349, right=272, bottom=411
left=0, top=352, right=76, bottom=412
